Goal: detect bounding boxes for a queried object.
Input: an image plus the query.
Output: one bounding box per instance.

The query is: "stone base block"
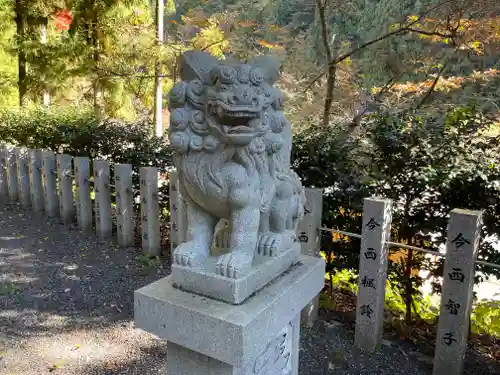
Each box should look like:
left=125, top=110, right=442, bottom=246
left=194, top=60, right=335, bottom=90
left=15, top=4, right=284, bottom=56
left=134, top=255, right=325, bottom=374
left=171, top=242, right=301, bottom=304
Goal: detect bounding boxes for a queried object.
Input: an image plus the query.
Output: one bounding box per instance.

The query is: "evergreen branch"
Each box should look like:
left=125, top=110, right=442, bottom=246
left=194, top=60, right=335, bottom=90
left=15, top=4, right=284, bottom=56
left=406, top=27, right=455, bottom=39
left=304, top=0, right=457, bottom=93
left=200, top=39, right=226, bottom=51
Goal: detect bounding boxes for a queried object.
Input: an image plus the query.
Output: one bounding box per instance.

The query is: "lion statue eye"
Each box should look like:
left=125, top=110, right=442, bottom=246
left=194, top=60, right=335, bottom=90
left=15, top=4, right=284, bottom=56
left=220, top=84, right=229, bottom=91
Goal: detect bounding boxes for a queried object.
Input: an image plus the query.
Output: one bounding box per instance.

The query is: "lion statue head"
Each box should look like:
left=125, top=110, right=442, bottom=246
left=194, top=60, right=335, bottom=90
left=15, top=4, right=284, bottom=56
left=167, top=51, right=296, bottom=208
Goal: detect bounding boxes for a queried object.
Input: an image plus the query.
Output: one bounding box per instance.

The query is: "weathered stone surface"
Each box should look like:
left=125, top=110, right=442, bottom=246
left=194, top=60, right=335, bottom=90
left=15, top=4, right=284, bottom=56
left=168, top=51, right=306, bottom=298
left=134, top=254, right=324, bottom=373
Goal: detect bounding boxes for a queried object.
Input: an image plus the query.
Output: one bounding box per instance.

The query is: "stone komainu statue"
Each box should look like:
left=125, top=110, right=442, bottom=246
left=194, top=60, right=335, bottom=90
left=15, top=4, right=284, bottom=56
left=168, top=51, right=305, bottom=279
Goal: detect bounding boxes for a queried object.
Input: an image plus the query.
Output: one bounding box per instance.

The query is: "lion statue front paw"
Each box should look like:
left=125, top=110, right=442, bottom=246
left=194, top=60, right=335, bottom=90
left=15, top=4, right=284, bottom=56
left=215, top=250, right=253, bottom=279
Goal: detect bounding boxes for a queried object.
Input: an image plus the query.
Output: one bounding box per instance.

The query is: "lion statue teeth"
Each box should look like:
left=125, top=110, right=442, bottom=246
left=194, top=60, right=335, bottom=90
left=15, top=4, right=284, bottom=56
left=168, top=51, right=306, bottom=279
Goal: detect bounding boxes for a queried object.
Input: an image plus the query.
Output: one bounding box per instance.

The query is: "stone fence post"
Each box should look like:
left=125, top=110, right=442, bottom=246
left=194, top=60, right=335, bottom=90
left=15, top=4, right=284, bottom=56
left=354, top=197, right=393, bottom=352
left=57, top=154, right=74, bottom=224
left=140, top=167, right=161, bottom=256
left=168, top=170, right=187, bottom=257
left=16, top=148, right=31, bottom=208
left=0, top=145, right=9, bottom=198
left=74, top=157, right=92, bottom=233
left=433, top=209, right=482, bottom=375
left=115, top=164, right=134, bottom=247
left=42, top=152, right=58, bottom=217
left=28, top=149, right=44, bottom=212
left=297, top=188, right=323, bottom=327
left=5, top=146, right=18, bottom=201
left=94, top=160, right=112, bottom=238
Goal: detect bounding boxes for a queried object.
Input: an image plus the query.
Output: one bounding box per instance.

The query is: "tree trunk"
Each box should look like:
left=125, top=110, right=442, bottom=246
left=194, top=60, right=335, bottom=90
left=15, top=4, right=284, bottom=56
left=41, top=18, right=50, bottom=107
left=154, top=0, right=165, bottom=137
left=316, top=0, right=336, bottom=128
left=15, top=0, right=27, bottom=108
left=91, top=15, right=103, bottom=116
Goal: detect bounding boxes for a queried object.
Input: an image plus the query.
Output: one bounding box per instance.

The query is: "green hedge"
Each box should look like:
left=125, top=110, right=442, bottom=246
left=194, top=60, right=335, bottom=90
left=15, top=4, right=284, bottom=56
left=0, top=107, right=171, bottom=169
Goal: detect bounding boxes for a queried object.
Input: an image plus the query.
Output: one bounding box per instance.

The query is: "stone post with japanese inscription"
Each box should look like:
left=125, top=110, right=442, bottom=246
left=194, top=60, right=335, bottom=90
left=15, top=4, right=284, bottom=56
left=74, top=157, right=93, bottom=233
left=57, top=154, right=74, bottom=224
left=42, top=152, right=58, bottom=217
left=433, top=209, right=482, bottom=375
left=168, top=170, right=187, bottom=258
left=115, top=164, right=134, bottom=247
left=355, top=197, right=393, bottom=352
left=297, top=188, right=323, bottom=327
left=94, top=160, right=112, bottom=238
left=16, top=148, right=31, bottom=208
left=28, top=149, right=44, bottom=212
left=140, top=167, right=161, bottom=255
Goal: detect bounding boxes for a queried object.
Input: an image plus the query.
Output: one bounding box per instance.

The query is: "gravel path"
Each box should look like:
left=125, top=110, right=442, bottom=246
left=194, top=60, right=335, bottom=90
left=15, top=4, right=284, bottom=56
left=0, top=203, right=498, bottom=375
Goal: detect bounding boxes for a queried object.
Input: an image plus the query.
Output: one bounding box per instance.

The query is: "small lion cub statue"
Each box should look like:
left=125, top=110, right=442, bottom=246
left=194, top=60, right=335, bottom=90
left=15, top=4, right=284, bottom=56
left=168, top=51, right=305, bottom=279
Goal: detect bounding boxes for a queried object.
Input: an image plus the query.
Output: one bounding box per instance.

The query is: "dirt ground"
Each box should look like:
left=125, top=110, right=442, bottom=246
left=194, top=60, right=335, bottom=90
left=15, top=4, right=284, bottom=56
left=1, top=202, right=498, bottom=375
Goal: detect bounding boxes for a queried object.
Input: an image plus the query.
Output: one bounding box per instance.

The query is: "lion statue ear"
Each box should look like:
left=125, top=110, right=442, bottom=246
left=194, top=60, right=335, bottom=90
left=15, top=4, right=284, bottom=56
left=180, top=51, right=220, bottom=84
left=248, top=55, right=281, bottom=84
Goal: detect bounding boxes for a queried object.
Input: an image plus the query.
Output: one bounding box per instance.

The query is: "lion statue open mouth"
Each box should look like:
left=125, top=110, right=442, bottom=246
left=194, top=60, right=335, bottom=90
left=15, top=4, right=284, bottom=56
left=168, top=51, right=305, bottom=279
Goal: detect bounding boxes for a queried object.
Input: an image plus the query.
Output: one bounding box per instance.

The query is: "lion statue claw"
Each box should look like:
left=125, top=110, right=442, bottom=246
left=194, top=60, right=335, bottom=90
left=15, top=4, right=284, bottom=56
left=168, top=51, right=305, bottom=279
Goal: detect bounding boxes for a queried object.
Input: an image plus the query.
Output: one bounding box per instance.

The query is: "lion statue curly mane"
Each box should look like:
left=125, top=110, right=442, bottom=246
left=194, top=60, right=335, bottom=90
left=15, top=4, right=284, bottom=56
left=168, top=51, right=305, bottom=279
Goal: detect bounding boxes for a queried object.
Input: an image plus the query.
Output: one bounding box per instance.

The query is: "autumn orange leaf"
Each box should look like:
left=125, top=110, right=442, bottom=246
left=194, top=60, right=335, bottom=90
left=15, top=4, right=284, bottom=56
left=257, top=40, right=274, bottom=48
left=239, top=20, right=257, bottom=27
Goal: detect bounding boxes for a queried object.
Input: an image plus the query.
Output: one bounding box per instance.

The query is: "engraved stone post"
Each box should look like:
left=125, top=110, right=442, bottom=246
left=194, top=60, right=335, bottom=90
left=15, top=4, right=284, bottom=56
left=42, top=152, right=58, bottom=217
left=140, top=167, right=161, bottom=255
left=5, top=146, right=18, bottom=201
left=298, top=188, right=323, bottom=327
left=355, top=197, right=393, bottom=352
left=74, top=157, right=92, bottom=233
left=28, top=149, right=44, bottom=212
left=57, top=154, right=74, bottom=224
left=135, top=51, right=326, bottom=375
left=433, top=209, right=482, bottom=375
left=0, top=145, right=9, bottom=198
left=115, top=164, right=134, bottom=247
left=168, top=170, right=188, bottom=257
left=94, top=160, right=112, bottom=238
left=16, top=148, right=31, bottom=208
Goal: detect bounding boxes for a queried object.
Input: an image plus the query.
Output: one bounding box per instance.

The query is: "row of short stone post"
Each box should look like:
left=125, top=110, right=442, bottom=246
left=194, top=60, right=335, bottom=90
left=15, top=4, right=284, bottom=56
left=355, top=197, right=482, bottom=375
left=168, top=183, right=484, bottom=375
left=0, top=144, right=162, bottom=256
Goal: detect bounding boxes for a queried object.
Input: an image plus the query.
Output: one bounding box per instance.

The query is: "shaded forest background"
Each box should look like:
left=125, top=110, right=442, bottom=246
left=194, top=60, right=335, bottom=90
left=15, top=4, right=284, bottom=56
left=0, top=0, right=500, bottom=347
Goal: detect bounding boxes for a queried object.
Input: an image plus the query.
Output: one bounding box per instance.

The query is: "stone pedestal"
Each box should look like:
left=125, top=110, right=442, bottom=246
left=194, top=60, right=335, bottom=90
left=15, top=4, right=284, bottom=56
left=135, top=255, right=324, bottom=375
